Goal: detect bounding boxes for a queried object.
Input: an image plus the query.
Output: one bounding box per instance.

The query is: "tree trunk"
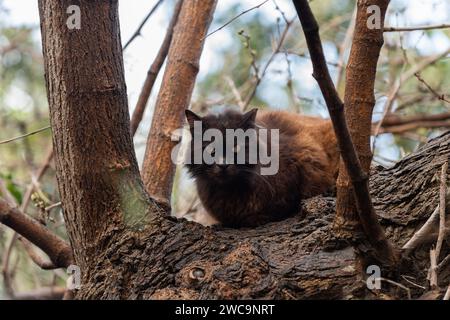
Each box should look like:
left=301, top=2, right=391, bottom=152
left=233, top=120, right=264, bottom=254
left=335, top=0, right=390, bottom=234
left=77, top=132, right=450, bottom=300
left=142, top=0, right=217, bottom=207
left=36, top=0, right=449, bottom=300
left=38, top=0, right=152, bottom=273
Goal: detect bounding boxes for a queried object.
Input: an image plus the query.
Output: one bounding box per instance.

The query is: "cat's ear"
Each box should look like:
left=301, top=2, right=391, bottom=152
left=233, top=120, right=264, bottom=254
left=242, top=108, right=258, bottom=124
left=185, top=109, right=202, bottom=127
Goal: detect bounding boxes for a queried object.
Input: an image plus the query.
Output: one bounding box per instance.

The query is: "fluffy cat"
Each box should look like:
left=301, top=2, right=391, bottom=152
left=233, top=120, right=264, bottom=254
left=184, top=108, right=339, bottom=228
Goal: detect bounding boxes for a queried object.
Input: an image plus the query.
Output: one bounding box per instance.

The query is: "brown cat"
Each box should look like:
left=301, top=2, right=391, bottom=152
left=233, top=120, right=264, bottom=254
left=185, top=108, right=339, bottom=228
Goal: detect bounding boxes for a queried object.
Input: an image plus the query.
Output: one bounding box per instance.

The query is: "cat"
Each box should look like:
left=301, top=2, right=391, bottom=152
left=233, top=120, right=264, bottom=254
left=184, top=107, right=339, bottom=228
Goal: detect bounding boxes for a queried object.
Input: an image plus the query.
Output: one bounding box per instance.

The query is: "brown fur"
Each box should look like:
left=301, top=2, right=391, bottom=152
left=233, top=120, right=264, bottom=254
left=185, top=108, right=339, bottom=228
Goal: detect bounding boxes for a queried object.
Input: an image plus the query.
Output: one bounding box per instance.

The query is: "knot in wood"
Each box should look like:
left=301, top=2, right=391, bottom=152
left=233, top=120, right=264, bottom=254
left=189, top=267, right=206, bottom=281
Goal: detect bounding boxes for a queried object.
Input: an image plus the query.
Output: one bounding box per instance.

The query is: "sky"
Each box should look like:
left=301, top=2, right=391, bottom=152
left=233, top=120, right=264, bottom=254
left=1, top=0, right=449, bottom=164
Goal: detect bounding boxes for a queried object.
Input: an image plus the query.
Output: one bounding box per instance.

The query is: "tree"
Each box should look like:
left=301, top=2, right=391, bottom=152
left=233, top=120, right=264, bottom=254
left=0, top=0, right=449, bottom=299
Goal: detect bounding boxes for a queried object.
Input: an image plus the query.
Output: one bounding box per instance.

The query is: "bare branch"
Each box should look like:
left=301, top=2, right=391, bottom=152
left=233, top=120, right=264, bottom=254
left=0, top=125, right=50, bottom=145
left=18, top=236, right=57, bottom=270
left=444, top=285, right=450, bottom=300
left=122, top=0, right=164, bottom=50
left=414, top=72, right=450, bottom=104
left=335, top=4, right=357, bottom=91
left=435, top=161, right=448, bottom=261
left=376, top=112, right=450, bottom=134
left=384, top=23, right=450, bottom=32
left=242, top=18, right=294, bottom=110
left=292, top=0, right=398, bottom=265
left=0, top=198, right=73, bottom=268
left=130, top=0, right=182, bottom=136
left=12, top=287, right=65, bottom=300
left=372, top=48, right=450, bottom=139
left=402, top=205, right=440, bottom=251
left=204, top=0, right=269, bottom=39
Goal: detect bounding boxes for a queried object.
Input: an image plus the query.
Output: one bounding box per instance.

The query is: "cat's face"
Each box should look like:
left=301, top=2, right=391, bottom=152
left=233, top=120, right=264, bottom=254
left=185, top=108, right=260, bottom=184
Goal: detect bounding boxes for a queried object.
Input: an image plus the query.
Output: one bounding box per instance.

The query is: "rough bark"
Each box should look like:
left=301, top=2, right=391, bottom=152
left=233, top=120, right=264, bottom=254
left=76, top=132, right=450, bottom=300
left=142, top=0, right=217, bottom=207
left=335, top=0, right=390, bottom=234
left=38, top=0, right=152, bottom=272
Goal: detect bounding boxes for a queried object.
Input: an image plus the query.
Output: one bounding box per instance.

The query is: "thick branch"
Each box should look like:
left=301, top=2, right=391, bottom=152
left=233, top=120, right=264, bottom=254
left=376, top=112, right=450, bottom=134
left=130, top=0, right=182, bottom=136
left=0, top=198, right=73, bottom=268
left=142, top=0, right=217, bottom=205
left=12, top=287, right=65, bottom=300
left=38, top=0, right=151, bottom=271
left=292, top=0, right=397, bottom=265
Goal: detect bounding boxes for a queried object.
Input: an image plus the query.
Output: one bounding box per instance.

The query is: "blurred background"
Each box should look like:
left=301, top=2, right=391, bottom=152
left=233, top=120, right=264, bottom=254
left=0, top=0, right=449, bottom=298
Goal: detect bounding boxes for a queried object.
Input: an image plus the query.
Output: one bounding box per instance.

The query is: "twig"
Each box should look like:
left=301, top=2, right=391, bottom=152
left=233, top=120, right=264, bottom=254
left=225, top=76, right=245, bottom=110
left=130, top=0, right=182, bottom=136
left=242, top=18, right=293, bottom=110
left=384, top=24, right=450, bottom=32
left=45, top=201, right=62, bottom=213
left=427, top=161, right=448, bottom=289
left=372, top=48, right=450, bottom=141
left=429, top=248, right=438, bottom=288
left=437, top=254, right=450, bottom=272
left=444, top=285, right=450, bottom=300
left=335, top=4, right=357, bottom=90
left=400, top=275, right=426, bottom=290
left=414, top=72, right=450, bottom=104
left=12, top=286, right=65, bottom=300
left=0, top=126, right=50, bottom=145
left=379, top=277, right=412, bottom=300
left=402, top=205, right=440, bottom=251
left=122, top=0, right=164, bottom=50
left=292, top=0, right=398, bottom=266
left=435, top=161, right=448, bottom=261
left=204, top=0, right=269, bottom=39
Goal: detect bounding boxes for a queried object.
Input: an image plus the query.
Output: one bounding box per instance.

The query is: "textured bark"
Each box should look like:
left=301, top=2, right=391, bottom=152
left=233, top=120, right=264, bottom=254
left=76, top=132, right=450, bottom=300
left=142, top=0, right=217, bottom=206
left=335, top=0, right=390, bottom=233
left=38, top=0, right=152, bottom=272
left=35, top=0, right=449, bottom=300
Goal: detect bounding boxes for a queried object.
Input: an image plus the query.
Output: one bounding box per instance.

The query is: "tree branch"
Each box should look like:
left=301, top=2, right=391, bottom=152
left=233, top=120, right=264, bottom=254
left=142, top=0, right=217, bottom=206
left=130, top=0, right=182, bottom=136
left=122, top=0, right=165, bottom=50
left=0, top=198, right=73, bottom=268
left=292, top=0, right=398, bottom=265
left=384, top=23, right=450, bottom=32
left=12, top=287, right=65, bottom=300
left=18, top=236, right=57, bottom=270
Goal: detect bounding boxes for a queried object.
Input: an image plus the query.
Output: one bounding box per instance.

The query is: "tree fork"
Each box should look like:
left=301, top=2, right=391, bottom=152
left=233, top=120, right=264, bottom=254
left=38, top=0, right=152, bottom=272
left=291, top=0, right=398, bottom=267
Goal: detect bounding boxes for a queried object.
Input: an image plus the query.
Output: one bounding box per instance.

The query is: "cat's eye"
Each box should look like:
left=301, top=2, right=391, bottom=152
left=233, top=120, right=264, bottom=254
left=233, top=144, right=241, bottom=153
